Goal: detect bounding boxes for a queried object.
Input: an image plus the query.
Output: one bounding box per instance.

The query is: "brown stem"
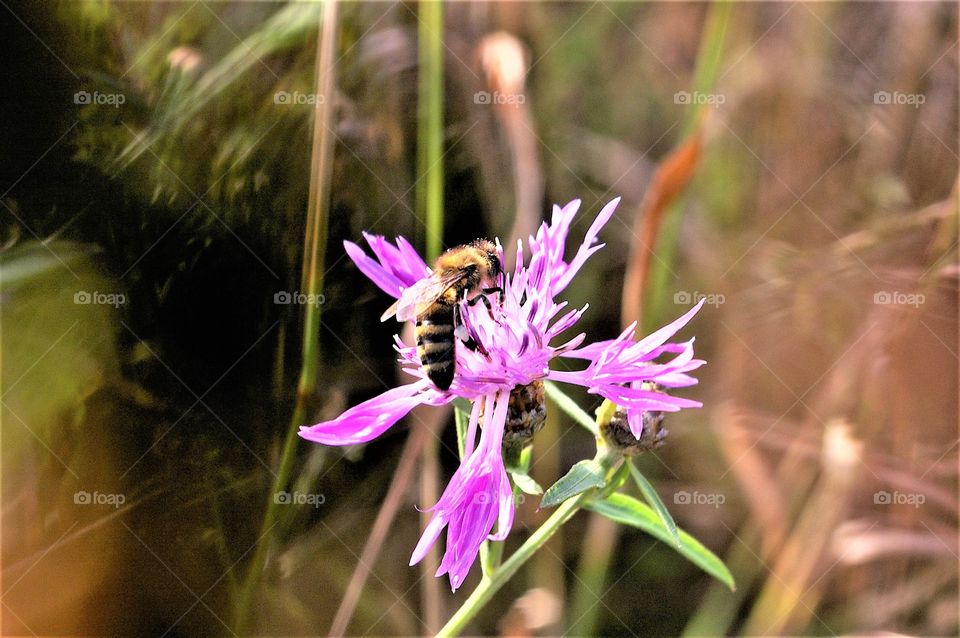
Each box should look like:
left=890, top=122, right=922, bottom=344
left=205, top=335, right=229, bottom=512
left=621, top=126, right=704, bottom=329
left=328, top=426, right=429, bottom=637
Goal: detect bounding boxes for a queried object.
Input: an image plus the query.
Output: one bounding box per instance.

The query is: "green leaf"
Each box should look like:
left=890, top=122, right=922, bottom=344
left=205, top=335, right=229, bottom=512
left=1, top=241, right=123, bottom=448
left=511, top=472, right=543, bottom=496
left=540, top=459, right=606, bottom=508
left=628, top=462, right=681, bottom=547
left=544, top=381, right=598, bottom=435
left=586, top=493, right=735, bottom=591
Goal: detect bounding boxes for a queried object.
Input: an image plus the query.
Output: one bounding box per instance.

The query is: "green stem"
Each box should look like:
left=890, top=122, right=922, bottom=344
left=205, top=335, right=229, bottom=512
left=643, top=0, right=731, bottom=331
left=437, top=492, right=591, bottom=637
left=684, top=1, right=732, bottom=137
left=415, top=8, right=445, bottom=623
left=203, top=473, right=239, bottom=599
left=453, top=401, right=470, bottom=458
left=439, top=388, right=627, bottom=635
left=234, top=2, right=338, bottom=633
left=568, top=512, right=619, bottom=635
left=479, top=532, right=504, bottom=577
left=417, top=0, right=444, bottom=260
left=544, top=381, right=598, bottom=436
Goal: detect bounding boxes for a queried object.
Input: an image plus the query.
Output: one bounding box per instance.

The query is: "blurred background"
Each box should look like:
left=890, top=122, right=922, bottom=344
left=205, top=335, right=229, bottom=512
left=1, top=1, right=957, bottom=636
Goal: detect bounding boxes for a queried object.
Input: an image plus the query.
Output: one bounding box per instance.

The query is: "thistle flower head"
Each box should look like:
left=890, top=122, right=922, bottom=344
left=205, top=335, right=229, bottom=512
left=299, top=198, right=706, bottom=590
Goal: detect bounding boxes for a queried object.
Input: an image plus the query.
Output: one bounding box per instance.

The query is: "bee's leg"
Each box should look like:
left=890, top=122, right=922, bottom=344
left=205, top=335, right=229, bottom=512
left=466, top=292, right=499, bottom=322
left=454, top=288, right=472, bottom=341
left=466, top=294, right=493, bottom=310
left=455, top=301, right=488, bottom=356
left=481, top=286, right=504, bottom=304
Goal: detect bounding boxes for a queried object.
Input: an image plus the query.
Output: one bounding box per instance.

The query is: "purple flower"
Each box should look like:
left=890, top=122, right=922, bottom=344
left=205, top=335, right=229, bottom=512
left=299, top=198, right=706, bottom=590
left=409, top=392, right=514, bottom=591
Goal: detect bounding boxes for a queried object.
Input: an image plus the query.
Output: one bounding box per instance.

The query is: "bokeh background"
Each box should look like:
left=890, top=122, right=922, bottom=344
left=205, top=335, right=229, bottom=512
left=2, top=1, right=957, bottom=636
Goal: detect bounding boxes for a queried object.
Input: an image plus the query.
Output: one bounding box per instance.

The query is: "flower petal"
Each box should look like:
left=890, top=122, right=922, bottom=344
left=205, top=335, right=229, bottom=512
left=634, top=298, right=706, bottom=353
left=298, top=381, right=446, bottom=445
left=344, top=240, right=405, bottom=298
left=410, top=514, right=446, bottom=566
left=395, top=235, right=431, bottom=278
left=364, top=232, right=431, bottom=286
left=411, top=391, right=514, bottom=591
left=555, top=197, right=620, bottom=292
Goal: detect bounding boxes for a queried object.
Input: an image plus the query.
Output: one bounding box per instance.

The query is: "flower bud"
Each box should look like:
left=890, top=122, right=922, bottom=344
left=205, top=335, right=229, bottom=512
left=600, top=383, right=668, bottom=456
left=497, top=381, right=547, bottom=446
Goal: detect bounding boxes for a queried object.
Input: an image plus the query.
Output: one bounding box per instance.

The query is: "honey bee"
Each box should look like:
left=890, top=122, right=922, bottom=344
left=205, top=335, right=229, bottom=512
left=382, top=240, right=502, bottom=390
left=601, top=382, right=668, bottom=455
left=503, top=381, right=547, bottom=445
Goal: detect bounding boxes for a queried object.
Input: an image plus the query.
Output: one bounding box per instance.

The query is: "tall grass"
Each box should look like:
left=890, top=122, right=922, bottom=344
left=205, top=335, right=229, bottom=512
left=234, top=3, right=339, bottom=633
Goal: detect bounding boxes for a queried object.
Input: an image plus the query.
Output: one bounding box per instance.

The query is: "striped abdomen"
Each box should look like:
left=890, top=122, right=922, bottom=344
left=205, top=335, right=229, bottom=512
left=416, top=301, right=456, bottom=390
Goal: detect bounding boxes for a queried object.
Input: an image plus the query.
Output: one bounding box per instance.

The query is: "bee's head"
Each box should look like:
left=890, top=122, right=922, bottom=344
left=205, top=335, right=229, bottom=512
left=487, top=249, right=502, bottom=278
left=473, top=239, right=501, bottom=278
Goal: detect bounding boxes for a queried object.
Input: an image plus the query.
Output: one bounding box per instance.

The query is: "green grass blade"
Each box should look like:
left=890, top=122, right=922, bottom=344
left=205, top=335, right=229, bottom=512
left=643, top=0, right=732, bottom=331
left=417, top=0, right=444, bottom=260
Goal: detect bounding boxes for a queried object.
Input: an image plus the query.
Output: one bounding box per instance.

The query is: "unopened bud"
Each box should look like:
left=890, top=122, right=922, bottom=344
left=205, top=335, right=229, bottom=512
left=600, top=383, right=668, bottom=456
left=503, top=381, right=546, bottom=445
left=482, top=381, right=547, bottom=446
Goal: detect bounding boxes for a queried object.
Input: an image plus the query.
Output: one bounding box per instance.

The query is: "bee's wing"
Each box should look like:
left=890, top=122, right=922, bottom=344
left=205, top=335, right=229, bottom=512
left=388, top=272, right=468, bottom=322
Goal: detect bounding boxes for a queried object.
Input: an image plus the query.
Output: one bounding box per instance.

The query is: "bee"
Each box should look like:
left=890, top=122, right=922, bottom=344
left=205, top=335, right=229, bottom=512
left=503, top=381, right=547, bottom=446
left=382, top=240, right=502, bottom=390
left=601, top=382, right=668, bottom=455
